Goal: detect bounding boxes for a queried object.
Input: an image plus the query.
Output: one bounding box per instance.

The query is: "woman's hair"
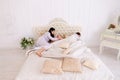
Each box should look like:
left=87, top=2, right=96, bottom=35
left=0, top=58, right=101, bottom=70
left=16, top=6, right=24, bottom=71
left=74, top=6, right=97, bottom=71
left=76, top=32, right=81, bottom=36
left=48, top=27, right=55, bottom=37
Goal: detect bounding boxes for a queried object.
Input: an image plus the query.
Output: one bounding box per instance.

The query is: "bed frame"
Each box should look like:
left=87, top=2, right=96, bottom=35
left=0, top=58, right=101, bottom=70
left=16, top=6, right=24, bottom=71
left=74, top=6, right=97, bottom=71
left=15, top=18, right=114, bottom=80
left=33, top=18, right=81, bottom=39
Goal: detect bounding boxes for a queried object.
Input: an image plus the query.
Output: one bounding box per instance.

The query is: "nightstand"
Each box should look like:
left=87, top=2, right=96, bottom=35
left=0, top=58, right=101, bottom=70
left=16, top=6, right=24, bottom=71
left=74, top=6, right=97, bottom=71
left=99, top=29, right=120, bottom=60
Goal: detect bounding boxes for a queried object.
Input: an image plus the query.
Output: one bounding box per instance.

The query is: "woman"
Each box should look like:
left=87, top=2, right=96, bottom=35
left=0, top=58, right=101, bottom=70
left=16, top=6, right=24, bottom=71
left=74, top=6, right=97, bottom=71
left=35, top=27, right=62, bottom=57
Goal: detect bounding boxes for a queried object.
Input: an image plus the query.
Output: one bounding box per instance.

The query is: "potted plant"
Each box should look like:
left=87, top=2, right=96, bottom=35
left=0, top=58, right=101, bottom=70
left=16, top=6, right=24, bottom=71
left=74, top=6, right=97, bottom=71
left=20, top=37, right=34, bottom=49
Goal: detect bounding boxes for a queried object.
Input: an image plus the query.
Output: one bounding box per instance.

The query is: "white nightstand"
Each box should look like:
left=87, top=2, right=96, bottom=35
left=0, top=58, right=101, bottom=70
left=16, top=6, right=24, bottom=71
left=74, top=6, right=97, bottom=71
left=99, top=29, right=120, bottom=60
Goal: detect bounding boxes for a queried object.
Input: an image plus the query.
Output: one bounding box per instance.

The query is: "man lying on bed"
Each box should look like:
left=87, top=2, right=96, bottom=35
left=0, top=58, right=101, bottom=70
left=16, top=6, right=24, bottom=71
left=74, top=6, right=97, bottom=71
left=34, top=27, right=81, bottom=57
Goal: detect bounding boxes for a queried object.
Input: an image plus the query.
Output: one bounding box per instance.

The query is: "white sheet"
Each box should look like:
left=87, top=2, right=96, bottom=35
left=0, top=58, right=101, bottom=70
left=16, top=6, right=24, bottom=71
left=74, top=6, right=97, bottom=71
left=15, top=48, right=114, bottom=80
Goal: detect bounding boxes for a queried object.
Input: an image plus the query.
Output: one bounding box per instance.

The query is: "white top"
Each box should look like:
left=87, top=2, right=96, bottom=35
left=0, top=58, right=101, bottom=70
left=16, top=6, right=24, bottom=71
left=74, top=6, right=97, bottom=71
left=35, top=32, right=58, bottom=49
left=66, top=33, right=81, bottom=43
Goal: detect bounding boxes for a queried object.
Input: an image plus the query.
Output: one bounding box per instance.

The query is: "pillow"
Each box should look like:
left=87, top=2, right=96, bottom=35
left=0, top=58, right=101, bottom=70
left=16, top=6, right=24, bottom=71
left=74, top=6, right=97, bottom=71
left=83, top=59, right=99, bottom=70
left=62, top=57, right=82, bottom=72
left=59, top=42, right=70, bottom=49
left=41, top=59, right=63, bottom=74
left=58, top=34, right=66, bottom=39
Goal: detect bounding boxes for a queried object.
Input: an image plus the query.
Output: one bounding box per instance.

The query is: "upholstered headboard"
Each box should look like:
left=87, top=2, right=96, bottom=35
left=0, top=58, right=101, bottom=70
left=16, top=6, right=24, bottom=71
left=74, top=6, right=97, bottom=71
left=33, top=18, right=81, bottom=39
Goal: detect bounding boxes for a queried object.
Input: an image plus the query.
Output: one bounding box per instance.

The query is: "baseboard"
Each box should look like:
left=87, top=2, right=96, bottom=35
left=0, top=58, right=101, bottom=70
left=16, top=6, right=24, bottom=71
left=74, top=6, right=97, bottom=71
left=0, top=47, right=21, bottom=51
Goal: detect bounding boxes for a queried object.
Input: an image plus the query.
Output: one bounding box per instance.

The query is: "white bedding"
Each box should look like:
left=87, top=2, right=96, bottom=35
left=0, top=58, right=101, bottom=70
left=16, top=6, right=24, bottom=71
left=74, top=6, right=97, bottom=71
left=15, top=40, right=114, bottom=80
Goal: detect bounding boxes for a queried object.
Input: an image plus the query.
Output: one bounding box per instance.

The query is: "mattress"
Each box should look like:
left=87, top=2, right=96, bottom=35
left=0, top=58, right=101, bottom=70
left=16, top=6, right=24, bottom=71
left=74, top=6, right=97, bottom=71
left=15, top=45, right=114, bottom=80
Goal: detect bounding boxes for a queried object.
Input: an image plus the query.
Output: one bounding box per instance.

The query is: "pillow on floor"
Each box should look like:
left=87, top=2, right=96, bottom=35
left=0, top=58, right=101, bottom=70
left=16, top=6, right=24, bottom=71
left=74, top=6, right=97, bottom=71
left=41, top=59, right=63, bottom=74
left=62, top=57, right=82, bottom=72
left=83, top=59, right=99, bottom=70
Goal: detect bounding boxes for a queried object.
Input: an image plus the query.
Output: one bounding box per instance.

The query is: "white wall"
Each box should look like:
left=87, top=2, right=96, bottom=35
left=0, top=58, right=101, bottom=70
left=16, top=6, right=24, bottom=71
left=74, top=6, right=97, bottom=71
left=0, top=0, right=120, bottom=49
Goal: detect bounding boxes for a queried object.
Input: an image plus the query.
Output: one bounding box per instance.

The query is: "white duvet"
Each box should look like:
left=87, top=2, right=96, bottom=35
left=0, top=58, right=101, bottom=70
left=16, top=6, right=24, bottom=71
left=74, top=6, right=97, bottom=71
left=15, top=39, right=114, bottom=80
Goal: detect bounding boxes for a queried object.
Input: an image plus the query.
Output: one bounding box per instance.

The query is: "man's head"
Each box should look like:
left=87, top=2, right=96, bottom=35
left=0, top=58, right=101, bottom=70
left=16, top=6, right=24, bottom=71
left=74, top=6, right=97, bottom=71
left=76, top=32, right=81, bottom=37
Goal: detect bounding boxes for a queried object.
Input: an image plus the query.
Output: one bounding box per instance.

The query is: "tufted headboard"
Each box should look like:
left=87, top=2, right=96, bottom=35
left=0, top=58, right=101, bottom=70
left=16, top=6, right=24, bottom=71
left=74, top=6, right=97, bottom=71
left=33, top=18, right=81, bottom=39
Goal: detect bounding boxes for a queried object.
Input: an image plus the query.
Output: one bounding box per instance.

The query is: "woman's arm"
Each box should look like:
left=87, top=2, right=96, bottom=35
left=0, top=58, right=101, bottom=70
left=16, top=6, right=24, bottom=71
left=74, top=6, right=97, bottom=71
left=48, top=33, right=58, bottom=41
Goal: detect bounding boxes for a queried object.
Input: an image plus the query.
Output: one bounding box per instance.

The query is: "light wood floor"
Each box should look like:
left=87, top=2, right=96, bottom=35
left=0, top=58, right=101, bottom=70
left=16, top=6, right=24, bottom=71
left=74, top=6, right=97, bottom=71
left=0, top=47, right=120, bottom=80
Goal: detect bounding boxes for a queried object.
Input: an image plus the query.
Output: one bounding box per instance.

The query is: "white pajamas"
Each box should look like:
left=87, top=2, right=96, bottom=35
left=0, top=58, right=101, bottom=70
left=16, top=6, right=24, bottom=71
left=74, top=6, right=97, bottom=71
left=34, top=32, right=58, bottom=50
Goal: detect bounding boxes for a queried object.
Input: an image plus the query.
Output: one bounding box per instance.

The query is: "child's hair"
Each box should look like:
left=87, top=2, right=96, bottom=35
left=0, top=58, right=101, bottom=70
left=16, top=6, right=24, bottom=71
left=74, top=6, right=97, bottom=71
left=48, top=27, right=55, bottom=37
left=76, top=32, right=81, bottom=36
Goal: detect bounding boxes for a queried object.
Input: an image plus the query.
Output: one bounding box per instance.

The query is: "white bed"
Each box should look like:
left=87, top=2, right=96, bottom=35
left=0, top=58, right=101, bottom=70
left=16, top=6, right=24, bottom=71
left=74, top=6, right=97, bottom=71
left=15, top=18, right=114, bottom=80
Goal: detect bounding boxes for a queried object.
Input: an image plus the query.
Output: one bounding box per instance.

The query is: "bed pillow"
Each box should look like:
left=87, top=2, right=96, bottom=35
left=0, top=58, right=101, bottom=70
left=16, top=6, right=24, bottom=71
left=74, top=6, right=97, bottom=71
left=58, top=34, right=66, bottom=39
left=41, top=59, right=63, bottom=74
left=62, top=57, right=82, bottom=72
left=83, top=59, right=99, bottom=70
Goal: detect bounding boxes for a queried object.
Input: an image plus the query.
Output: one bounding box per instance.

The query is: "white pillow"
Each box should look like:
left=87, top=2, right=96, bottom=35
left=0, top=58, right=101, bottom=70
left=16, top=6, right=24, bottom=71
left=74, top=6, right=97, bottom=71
left=83, top=59, right=100, bottom=70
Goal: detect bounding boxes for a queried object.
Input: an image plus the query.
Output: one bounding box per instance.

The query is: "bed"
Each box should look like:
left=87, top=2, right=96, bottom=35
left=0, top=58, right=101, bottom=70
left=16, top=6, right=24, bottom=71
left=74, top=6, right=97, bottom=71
left=15, top=18, right=114, bottom=80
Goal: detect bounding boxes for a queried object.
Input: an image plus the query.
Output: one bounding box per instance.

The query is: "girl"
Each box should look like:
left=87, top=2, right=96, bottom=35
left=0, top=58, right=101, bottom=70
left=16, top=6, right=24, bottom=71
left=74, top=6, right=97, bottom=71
left=35, top=27, right=62, bottom=57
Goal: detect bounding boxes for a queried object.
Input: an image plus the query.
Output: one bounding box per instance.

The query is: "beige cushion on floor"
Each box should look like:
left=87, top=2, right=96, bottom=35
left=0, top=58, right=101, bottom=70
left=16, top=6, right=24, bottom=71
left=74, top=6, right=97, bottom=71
left=83, top=59, right=99, bottom=70
left=62, top=57, right=82, bottom=72
left=41, top=59, right=63, bottom=74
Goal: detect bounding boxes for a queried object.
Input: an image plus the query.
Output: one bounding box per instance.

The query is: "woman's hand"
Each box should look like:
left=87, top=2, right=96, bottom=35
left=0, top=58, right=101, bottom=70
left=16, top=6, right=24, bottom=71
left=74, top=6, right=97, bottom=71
left=57, top=35, right=63, bottom=40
